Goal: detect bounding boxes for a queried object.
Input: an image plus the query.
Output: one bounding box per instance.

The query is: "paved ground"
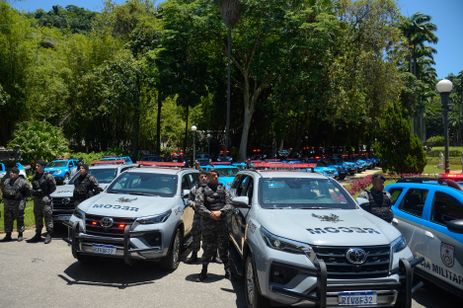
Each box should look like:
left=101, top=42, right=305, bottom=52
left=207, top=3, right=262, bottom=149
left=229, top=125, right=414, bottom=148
left=0, top=229, right=460, bottom=308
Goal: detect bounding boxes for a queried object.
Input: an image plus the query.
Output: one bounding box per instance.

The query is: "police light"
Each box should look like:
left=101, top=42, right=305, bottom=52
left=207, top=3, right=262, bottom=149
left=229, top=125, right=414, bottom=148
left=137, top=161, right=185, bottom=168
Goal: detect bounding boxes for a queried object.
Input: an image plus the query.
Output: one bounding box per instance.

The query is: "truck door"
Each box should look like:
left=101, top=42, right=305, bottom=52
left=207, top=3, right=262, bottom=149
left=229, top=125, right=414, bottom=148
left=421, top=191, right=463, bottom=291
left=230, top=175, right=253, bottom=256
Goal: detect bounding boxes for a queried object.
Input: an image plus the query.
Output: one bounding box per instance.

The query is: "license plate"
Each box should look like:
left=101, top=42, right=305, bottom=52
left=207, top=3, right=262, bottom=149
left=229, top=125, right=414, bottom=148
left=338, top=291, right=377, bottom=306
left=92, top=244, right=117, bottom=255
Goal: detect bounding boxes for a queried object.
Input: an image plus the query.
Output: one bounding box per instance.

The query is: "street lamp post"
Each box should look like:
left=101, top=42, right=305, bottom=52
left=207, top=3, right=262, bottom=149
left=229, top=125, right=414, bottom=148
left=191, top=125, right=197, bottom=164
left=436, top=79, right=453, bottom=174
left=219, top=0, right=240, bottom=153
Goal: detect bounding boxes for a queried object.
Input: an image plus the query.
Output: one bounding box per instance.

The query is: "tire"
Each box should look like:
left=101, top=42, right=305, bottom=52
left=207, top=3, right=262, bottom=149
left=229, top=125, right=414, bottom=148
left=244, top=255, right=269, bottom=308
left=161, top=229, right=181, bottom=271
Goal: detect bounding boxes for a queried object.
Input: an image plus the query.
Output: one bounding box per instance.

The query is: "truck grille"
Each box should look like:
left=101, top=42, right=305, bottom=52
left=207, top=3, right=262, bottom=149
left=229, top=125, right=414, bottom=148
left=52, top=197, right=75, bottom=210
left=85, top=214, right=135, bottom=238
left=312, top=245, right=390, bottom=279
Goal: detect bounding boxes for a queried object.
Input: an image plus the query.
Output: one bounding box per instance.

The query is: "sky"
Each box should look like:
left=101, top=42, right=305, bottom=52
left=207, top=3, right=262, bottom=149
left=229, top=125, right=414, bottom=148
left=8, top=0, right=463, bottom=79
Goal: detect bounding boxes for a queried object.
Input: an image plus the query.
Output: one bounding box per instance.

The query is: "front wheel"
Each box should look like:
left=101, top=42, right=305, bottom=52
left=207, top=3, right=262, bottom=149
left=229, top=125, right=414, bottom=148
left=244, top=255, right=269, bottom=308
left=161, top=229, right=181, bottom=271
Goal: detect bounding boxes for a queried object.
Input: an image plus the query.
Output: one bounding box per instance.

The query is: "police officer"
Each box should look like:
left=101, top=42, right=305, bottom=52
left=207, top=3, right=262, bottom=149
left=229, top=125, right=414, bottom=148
left=195, top=169, right=232, bottom=281
left=73, top=163, right=102, bottom=206
left=28, top=160, right=56, bottom=244
left=1, top=167, right=31, bottom=242
left=185, top=171, right=209, bottom=263
left=359, top=174, right=393, bottom=222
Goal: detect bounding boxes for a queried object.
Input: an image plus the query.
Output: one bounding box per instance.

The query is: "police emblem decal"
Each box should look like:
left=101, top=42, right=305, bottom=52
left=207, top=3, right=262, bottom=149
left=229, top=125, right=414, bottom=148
left=440, top=243, right=454, bottom=268
left=117, top=197, right=138, bottom=203
left=100, top=217, right=114, bottom=228
left=346, top=248, right=368, bottom=265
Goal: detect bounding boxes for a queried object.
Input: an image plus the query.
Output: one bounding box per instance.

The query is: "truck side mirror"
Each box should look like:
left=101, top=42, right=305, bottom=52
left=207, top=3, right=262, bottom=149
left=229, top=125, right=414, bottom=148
left=356, top=197, right=370, bottom=210
left=232, top=196, right=250, bottom=208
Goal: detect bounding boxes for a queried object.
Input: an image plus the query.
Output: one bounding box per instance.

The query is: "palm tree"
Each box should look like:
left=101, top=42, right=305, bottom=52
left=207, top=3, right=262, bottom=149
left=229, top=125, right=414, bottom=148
left=400, top=12, right=438, bottom=141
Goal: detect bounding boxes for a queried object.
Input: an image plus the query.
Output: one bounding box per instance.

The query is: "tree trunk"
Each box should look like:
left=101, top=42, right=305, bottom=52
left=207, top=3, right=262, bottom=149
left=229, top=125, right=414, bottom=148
left=156, top=98, right=162, bottom=155
left=239, top=75, right=253, bottom=161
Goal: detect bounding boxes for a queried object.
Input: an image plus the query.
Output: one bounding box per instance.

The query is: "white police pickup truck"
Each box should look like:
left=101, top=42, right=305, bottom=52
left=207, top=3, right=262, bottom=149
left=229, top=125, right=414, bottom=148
left=228, top=170, right=422, bottom=307
left=68, top=163, right=198, bottom=270
left=51, top=163, right=137, bottom=223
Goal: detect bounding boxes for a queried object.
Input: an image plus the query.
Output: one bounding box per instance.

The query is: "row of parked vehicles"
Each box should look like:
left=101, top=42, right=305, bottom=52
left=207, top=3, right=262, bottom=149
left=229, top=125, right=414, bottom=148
left=50, top=156, right=461, bottom=307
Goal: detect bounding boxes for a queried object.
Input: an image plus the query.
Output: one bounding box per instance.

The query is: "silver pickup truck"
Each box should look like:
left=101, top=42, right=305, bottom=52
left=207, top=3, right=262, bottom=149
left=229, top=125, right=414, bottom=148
left=228, top=170, right=422, bottom=307
left=68, top=165, right=198, bottom=271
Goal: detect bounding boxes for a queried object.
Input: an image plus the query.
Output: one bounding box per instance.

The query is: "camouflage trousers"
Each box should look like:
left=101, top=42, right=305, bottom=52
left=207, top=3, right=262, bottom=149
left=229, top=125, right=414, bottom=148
left=33, top=196, right=53, bottom=234
left=3, top=200, right=25, bottom=233
left=201, top=217, right=228, bottom=267
left=191, top=211, right=202, bottom=253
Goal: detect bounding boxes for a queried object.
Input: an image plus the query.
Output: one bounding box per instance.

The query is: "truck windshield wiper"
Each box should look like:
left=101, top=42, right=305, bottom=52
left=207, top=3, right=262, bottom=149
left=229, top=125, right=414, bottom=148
left=128, top=191, right=158, bottom=196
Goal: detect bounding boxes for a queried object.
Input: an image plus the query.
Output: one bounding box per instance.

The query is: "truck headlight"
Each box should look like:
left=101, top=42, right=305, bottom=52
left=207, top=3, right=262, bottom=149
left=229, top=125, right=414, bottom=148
left=391, top=235, right=407, bottom=253
left=73, top=208, right=85, bottom=220
left=136, top=210, right=172, bottom=224
left=260, top=227, right=310, bottom=255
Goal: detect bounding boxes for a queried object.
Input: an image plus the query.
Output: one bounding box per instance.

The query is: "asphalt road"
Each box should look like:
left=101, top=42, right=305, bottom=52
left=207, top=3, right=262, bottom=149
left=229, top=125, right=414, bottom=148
left=0, top=229, right=460, bottom=308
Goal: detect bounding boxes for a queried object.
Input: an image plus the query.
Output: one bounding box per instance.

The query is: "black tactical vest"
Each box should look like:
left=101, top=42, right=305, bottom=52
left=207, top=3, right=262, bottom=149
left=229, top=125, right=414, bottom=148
left=366, top=189, right=393, bottom=222
left=203, top=183, right=227, bottom=211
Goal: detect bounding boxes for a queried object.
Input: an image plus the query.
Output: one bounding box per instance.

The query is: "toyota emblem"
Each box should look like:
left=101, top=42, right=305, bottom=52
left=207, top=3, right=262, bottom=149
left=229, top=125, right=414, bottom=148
left=100, top=217, right=114, bottom=228
left=346, top=248, right=368, bottom=265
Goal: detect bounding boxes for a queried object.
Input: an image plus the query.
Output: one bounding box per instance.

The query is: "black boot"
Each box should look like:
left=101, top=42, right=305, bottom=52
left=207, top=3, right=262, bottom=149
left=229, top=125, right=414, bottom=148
left=44, top=233, right=52, bottom=244
left=187, top=251, right=198, bottom=263
left=17, top=232, right=24, bottom=242
left=27, top=232, right=42, bottom=243
left=196, top=264, right=208, bottom=282
left=1, top=233, right=12, bottom=242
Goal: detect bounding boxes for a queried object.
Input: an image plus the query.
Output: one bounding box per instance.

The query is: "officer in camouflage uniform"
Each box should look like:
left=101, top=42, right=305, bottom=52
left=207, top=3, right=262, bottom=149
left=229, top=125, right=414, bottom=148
left=73, top=163, right=102, bottom=206
left=195, top=169, right=232, bottom=281
left=1, top=167, right=31, bottom=242
left=28, top=160, right=56, bottom=244
left=359, top=174, right=393, bottom=222
left=185, top=170, right=209, bottom=263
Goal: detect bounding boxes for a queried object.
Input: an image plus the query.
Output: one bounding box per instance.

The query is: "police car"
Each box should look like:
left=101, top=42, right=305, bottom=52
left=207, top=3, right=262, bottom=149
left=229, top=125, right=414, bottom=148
left=51, top=161, right=137, bottom=223
left=44, top=158, right=80, bottom=183
left=228, top=170, right=421, bottom=307
left=68, top=162, right=198, bottom=270
left=386, top=178, right=463, bottom=297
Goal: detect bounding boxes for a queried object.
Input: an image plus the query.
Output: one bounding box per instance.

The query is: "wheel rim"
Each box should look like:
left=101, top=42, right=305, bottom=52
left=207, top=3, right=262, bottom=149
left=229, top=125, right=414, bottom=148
left=245, top=258, right=255, bottom=306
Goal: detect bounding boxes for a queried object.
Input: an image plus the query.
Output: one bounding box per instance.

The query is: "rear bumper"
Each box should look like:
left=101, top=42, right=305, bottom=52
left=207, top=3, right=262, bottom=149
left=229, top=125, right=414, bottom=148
left=69, top=221, right=166, bottom=264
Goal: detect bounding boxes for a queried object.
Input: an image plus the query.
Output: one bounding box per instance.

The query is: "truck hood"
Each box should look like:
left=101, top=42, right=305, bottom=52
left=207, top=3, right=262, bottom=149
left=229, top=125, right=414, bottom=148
left=259, top=208, right=400, bottom=246
left=77, top=192, right=179, bottom=218
left=51, top=184, right=75, bottom=198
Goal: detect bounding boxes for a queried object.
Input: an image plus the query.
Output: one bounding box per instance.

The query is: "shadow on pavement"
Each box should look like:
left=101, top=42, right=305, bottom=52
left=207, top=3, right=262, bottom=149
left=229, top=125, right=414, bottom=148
left=60, top=258, right=170, bottom=289
left=185, top=272, right=224, bottom=283
left=412, top=279, right=461, bottom=307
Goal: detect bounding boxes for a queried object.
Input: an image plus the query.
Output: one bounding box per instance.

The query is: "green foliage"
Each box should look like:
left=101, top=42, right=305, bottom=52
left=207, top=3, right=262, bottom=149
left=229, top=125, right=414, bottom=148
left=7, top=120, right=69, bottom=163
left=32, top=5, right=97, bottom=33
left=425, top=135, right=445, bottom=147
left=72, top=150, right=122, bottom=165
left=374, top=102, right=426, bottom=173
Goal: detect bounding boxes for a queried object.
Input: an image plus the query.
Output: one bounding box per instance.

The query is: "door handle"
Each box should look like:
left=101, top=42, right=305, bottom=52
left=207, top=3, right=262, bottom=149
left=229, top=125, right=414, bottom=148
left=392, top=218, right=399, bottom=225
left=424, top=231, right=434, bottom=239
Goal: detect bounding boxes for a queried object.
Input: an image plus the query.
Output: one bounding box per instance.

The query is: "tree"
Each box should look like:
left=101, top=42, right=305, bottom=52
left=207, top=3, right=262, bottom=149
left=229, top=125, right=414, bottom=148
left=7, top=120, right=69, bottom=162
left=374, top=102, right=426, bottom=173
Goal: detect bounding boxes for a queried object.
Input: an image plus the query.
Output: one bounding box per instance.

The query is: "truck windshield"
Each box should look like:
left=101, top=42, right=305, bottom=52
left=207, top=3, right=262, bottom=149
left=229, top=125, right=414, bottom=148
left=258, top=178, right=356, bottom=209
left=216, top=168, right=239, bottom=177
left=107, top=172, right=177, bottom=197
left=47, top=161, right=67, bottom=167
left=69, top=168, right=118, bottom=184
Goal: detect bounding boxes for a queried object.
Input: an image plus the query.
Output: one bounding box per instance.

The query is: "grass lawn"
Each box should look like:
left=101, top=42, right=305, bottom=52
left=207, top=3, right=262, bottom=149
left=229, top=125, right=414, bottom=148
left=0, top=199, right=35, bottom=233
left=430, top=146, right=463, bottom=153
left=424, top=156, right=462, bottom=174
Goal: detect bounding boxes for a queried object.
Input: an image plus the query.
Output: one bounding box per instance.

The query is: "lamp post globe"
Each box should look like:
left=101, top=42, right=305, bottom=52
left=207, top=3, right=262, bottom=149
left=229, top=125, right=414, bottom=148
left=191, top=125, right=198, bottom=165
left=437, top=79, right=453, bottom=174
